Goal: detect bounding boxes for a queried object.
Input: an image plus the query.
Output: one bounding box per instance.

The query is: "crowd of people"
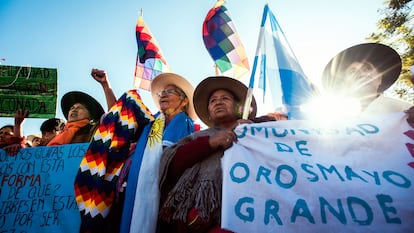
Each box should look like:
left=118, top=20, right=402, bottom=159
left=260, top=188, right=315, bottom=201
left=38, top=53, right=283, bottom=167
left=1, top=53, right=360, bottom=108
left=0, top=42, right=413, bottom=233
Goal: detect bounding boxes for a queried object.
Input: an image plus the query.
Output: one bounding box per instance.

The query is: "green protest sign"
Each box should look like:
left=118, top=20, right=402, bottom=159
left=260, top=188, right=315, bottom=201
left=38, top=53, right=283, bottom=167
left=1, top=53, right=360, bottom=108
left=0, top=65, right=58, bottom=118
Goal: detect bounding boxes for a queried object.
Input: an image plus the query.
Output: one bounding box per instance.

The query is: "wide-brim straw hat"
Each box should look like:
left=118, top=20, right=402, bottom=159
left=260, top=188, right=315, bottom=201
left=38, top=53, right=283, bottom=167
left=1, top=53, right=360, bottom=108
left=61, top=91, right=105, bottom=121
left=322, top=43, right=401, bottom=93
left=193, top=76, right=257, bottom=127
left=27, top=134, right=41, bottom=146
left=150, top=72, right=197, bottom=120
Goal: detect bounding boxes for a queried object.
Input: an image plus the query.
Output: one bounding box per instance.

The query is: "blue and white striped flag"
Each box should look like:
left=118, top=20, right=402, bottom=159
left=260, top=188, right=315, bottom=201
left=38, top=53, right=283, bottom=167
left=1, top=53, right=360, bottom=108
left=244, top=4, right=318, bottom=120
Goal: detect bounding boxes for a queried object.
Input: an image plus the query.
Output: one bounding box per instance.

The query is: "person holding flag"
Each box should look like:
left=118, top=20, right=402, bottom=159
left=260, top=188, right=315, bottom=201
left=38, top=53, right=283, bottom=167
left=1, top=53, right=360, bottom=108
left=158, top=76, right=278, bottom=233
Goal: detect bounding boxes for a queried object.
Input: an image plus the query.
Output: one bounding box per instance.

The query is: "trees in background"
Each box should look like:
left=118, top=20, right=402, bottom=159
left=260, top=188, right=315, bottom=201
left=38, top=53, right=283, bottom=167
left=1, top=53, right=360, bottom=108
left=368, top=0, right=414, bottom=103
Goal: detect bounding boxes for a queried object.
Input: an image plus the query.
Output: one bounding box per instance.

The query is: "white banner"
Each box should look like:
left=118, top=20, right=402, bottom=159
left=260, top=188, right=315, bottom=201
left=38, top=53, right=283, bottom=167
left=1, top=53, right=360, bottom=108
left=222, top=112, right=414, bottom=233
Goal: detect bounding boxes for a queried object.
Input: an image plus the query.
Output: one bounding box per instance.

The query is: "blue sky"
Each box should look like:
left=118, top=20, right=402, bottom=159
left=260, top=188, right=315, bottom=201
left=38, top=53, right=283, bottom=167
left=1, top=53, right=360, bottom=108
left=0, top=0, right=384, bottom=135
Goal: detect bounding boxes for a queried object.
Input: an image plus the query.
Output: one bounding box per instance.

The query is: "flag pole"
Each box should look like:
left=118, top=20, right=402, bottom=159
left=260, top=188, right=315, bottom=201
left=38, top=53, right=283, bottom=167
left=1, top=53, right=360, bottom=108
left=242, top=4, right=269, bottom=119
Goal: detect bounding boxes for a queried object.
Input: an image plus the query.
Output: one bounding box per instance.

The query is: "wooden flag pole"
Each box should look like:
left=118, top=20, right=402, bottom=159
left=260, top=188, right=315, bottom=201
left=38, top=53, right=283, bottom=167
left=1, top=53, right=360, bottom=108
left=214, top=64, right=219, bottom=76
left=242, top=4, right=269, bottom=119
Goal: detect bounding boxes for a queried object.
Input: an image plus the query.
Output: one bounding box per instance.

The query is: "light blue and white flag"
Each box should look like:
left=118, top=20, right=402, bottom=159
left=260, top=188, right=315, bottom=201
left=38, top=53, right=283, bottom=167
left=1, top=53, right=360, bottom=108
left=244, top=4, right=318, bottom=120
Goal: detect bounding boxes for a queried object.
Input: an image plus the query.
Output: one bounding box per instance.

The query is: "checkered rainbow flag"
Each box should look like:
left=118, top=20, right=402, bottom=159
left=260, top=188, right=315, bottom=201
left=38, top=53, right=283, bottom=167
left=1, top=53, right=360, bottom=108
left=133, top=15, right=170, bottom=90
left=202, top=0, right=249, bottom=79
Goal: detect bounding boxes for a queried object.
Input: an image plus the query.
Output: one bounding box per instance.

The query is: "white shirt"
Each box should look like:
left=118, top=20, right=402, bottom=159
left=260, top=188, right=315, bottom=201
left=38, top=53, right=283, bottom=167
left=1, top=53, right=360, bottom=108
left=362, top=95, right=412, bottom=115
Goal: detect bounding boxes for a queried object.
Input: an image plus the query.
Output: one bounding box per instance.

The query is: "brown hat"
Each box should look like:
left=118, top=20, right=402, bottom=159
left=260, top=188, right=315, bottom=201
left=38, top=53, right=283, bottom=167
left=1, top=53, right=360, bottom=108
left=322, top=43, right=401, bottom=93
left=150, top=73, right=197, bottom=120
left=61, top=91, right=105, bottom=121
left=193, top=76, right=257, bottom=127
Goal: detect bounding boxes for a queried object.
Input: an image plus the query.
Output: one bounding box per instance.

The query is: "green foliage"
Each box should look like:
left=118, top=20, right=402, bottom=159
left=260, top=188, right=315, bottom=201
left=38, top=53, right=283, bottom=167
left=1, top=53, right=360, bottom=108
left=367, top=0, right=414, bottom=103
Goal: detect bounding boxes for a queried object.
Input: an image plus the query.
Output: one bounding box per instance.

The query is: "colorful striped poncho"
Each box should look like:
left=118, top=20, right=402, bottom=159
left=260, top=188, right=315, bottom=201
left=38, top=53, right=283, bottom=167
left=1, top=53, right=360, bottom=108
left=74, top=90, right=154, bottom=233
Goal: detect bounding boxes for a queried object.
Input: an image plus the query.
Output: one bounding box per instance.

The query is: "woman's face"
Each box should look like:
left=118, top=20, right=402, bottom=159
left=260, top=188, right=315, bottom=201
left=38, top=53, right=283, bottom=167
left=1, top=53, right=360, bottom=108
left=0, top=126, right=13, bottom=147
left=341, top=61, right=382, bottom=98
left=157, top=84, right=188, bottom=115
left=68, top=103, right=91, bottom=122
left=31, top=137, right=41, bottom=147
left=208, top=89, right=238, bottom=124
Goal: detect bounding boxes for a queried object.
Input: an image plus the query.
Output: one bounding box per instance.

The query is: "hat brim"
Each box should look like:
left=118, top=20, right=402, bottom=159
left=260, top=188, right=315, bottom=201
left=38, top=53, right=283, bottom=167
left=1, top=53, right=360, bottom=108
left=27, top=134, right=41, bottom=142
left=322, top=43, right=401, bottom=93
left=27, top=134, right=41, bottom=146
left=193, top=76, right=257, bottom=127
left=150, top=73, right=197, bottom=120
left=61, top=91, right=105, bottom=121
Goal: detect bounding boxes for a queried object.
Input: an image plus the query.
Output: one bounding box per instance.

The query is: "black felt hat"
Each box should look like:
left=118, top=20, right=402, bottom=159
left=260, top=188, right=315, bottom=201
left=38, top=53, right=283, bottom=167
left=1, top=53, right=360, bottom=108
left=61, top=91, right=105, bottom=121
left=322, top=43, right=402, bottom=92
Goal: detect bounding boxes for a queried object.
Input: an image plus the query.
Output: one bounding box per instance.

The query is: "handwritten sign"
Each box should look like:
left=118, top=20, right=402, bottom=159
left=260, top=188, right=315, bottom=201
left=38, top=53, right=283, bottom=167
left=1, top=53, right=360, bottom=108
left=222, top=112, right=414, bottom=233
left=0, top=143, right=88, bottom=233
left=0, top=65, right=58, bottom=118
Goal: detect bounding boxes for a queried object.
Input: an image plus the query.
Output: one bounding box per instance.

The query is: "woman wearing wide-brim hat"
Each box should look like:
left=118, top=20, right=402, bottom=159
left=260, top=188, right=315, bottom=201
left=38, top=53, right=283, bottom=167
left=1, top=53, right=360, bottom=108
left=157, top=76, right=280, bottom=233
left=47, top=91, right=105, bottom=145
left=322, top=42, right=412, bottom=114
left=26, top=134, right=41, bottom=147
left=117, top=72, right=200, bottom=233
left=74, top=71, right=200, bottom=233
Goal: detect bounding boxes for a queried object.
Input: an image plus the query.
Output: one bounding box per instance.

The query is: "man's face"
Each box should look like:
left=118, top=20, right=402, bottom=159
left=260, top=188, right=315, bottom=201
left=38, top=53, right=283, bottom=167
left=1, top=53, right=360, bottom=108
left=341, top=61, right=382, bottom=98
left=68, top=103, right=91, bottom=122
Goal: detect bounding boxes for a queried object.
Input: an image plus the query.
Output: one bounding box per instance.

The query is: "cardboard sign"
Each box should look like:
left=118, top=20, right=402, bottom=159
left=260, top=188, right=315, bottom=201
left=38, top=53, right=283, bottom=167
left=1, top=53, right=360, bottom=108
left=0, top=65, right=58, bottom=118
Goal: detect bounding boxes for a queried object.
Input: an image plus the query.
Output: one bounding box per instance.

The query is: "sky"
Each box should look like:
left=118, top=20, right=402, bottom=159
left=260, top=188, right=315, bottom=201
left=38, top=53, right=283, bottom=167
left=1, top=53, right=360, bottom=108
left=0, top=0, right=385, bottom=136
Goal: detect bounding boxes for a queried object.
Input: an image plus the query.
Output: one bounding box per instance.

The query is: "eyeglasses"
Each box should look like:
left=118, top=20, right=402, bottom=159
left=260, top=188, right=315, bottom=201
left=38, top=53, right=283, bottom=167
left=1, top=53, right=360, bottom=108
left=157, top=89, right=181, bottom=98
